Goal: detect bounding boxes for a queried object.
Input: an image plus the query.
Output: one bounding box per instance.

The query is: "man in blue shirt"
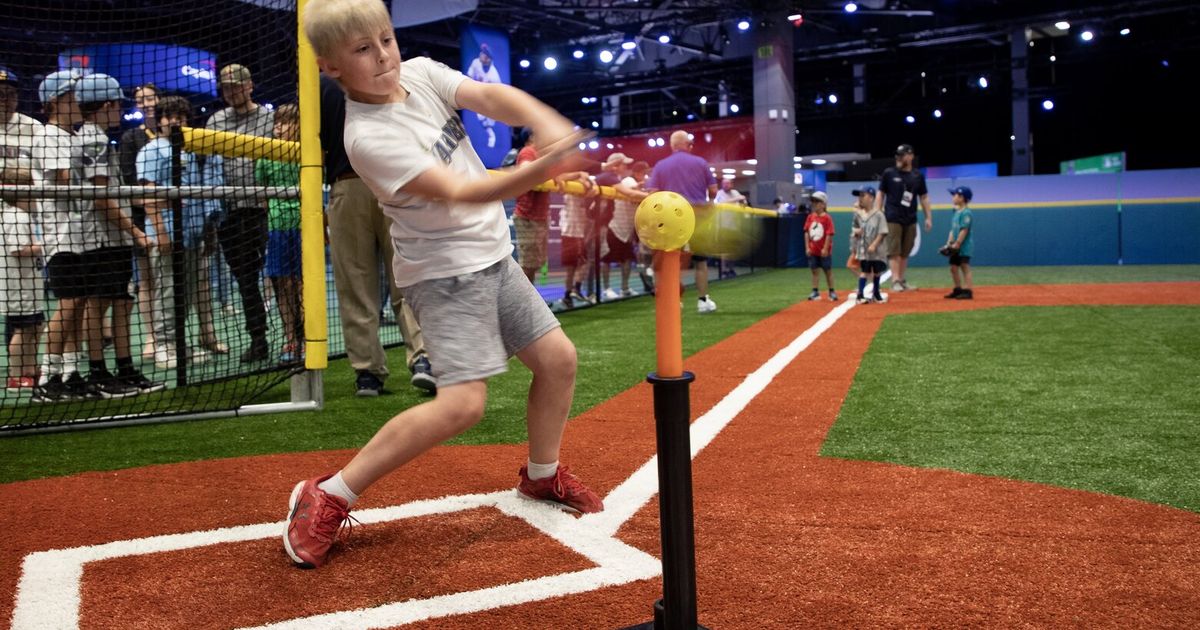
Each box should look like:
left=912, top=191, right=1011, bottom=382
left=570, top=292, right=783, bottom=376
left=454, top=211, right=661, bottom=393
left=646, top=130, right=719, bottom=313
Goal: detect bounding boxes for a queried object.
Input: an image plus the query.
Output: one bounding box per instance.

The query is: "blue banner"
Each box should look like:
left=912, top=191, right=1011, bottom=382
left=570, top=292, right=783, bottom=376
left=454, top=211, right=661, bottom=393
left=460, top=25, right=511, bottom=168
left=59, top=44, right=218, bottom=97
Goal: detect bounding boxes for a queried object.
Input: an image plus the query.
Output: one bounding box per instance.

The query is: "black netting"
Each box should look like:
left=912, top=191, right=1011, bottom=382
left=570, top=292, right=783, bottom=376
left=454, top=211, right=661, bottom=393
left=0, top=1, right=401, bottom=432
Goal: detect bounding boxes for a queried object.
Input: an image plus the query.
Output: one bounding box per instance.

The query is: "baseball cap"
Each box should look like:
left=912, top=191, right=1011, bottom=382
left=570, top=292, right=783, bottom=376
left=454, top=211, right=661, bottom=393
left=852, top=186, right=876, bottom=197
left=604, top=152, right=634, bottom=167
left=38, top=69, right=81, bottom=105
left=895, top=143, right=914, bottom=156
left=810, top=191, right=828, bottom=203
left=0, top=66, right=18, bottom=87
left=74, top=73, right=124, bottom=104
left=219, top=64, right=252, bottom=84
left=948, top=186, right=973, bottom=202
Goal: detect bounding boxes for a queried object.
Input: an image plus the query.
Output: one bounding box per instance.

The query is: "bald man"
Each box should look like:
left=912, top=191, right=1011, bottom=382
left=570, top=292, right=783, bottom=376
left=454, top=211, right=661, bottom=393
left=646, top=130, right=719, bottom=312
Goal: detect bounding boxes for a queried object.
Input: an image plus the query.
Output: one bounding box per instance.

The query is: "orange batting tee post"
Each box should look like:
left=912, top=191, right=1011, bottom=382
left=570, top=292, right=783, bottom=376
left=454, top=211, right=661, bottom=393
left=622, top=193, right=708, bottom=630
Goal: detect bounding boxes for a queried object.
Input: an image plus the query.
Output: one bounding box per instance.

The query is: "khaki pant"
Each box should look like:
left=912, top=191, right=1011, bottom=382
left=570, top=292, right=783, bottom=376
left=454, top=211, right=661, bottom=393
left=327, top=176, right=424, bottom=379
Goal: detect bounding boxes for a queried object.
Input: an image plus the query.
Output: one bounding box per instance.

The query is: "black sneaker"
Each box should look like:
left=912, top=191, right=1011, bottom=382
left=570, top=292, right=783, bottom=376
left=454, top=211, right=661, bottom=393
left=409, top=356, right=437, bottom=394
left=954, top=289, right=974, bottom=300
left=87, top=369, right=140, bottom=399
left=120, top=370, right=167, bottom=394
left=65, top=372, right=103, bottom=401
left=945, top=287, right=963, bottom=299
left=355, top=370, right=385, bottom=397
left=31, top=375, right=68, bottom=403
left=240, top=338, right=269, bottom=364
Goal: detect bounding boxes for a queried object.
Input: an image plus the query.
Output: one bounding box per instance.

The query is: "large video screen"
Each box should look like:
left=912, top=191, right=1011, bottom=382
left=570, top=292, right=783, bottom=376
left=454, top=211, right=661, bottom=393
left=59, top=44, right=218, bottom=97
left=460, top=25, right=511, bottom=168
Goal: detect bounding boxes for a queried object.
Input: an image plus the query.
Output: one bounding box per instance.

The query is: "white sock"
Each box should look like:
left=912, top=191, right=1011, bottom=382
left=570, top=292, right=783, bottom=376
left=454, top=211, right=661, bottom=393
left=39, top=355, right=63, bottom=385
left=317, top=471, right=359, bottom=507
left=64, top=351, right=80, bottom=375
left=526, top=459, right=559, bottom=480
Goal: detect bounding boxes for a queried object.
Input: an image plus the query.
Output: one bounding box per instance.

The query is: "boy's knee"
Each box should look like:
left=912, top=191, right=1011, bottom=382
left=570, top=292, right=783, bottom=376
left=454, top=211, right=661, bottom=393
left=545, top=338, right=577, bottom=380
left=440, top=390, right=487, bottom=430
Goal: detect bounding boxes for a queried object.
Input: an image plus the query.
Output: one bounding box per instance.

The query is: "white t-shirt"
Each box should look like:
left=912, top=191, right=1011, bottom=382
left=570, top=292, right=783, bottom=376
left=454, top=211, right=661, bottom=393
left=714, top=188, right=746, bottom=205
left=32, top=123, right=79, bottom=258
left=343, top=57, right=511, bottom=287
left=560, top=188, right=591, bottom=239
left=1, top=111, right=42, bottom=173
left=611, top=176, right=639, bottom=243
left=1, top=201, right=41, bottom=316
left=73, top=122, right=129, bottom=250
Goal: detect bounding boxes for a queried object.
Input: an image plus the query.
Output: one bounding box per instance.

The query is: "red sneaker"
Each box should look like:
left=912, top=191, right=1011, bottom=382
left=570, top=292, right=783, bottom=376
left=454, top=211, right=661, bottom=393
left=283, top=475, right=353, bottom=569
left=517, top=465, right=604, bottom=514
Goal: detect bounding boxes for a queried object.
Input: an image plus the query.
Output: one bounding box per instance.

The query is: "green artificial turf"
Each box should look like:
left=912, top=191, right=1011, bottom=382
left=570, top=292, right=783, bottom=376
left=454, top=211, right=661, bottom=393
left=2, top=265, right=1196, bottom=487
left=821, top=305, right=1200, bottom=512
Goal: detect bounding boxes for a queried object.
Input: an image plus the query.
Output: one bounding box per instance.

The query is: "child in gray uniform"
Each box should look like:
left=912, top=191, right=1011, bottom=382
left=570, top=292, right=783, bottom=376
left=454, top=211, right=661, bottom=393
left=856, top=198, right=889, bottom=304
left=284, top=0, right=602, bottom=570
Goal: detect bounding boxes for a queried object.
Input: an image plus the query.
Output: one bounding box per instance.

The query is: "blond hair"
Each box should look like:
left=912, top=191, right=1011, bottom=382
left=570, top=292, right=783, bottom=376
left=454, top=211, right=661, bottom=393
left=303, top=0, right=393, bottom=59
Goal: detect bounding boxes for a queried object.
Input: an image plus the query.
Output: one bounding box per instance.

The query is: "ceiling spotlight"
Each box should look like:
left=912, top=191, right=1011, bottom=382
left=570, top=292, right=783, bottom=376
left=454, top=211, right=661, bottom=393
left=742, top=170, right=756, bottom=176
left=737, top=20, right=751, bottom=31
left=518, top=58, right=531, bottom=69
left=828, top=93, right=838, bottom=104
left=844, top=3, right=858, bottom=13
left=581, top=97, right=590, bottom=104
left=814, top=96, right=824, bottom=105
left=1050, top=55, right=1057, bottom=62
left=578, top=142, right=587, bottom=150
left=787, top=13, right=802, bottom=22
left=606, top=143, right=614, bottom=149
left=730, top=104, right=740, bottom=113
left=1055, top=21, right=1071, bottom=31
left=572, top=50, right=585, bottom=60
left=699, top=95, right=708, bottom=105
left=905, top=115, right=916, bottom=124
left=1080, top=30, right=1094, bottom=42
left=721, top=168, right=737, bottom=174
left=811, top=158, right=827, bottom=165
left=1042, top=99, right=1055, bottom=111
left=978, top=76, right=989, bottom=88
left=588, top=140, right=599, bottom=150
left=1120, top=28, right=1131, bottom=36
left=747, top=159, right=758, bottom=165
left=543, top=56, right=558, bottom=70
left=599, top=50, right=614, bottom=63
left=647, top=138, right=656, bottom=148
left=933, top=109, right=943, bottom=118
left=591, top=121, right=599, bottom=128
left=658, top=34, right=671, bottom=44
left=1010, top=135, right=1016, bottom=141
left=656, top=137, right=666, bottom=147
left=621, top=40, right=637, bottom=51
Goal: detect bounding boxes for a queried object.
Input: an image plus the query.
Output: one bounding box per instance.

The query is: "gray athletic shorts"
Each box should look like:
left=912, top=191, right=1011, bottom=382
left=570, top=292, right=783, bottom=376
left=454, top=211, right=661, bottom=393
left=403, top=256, right=561, bottom=387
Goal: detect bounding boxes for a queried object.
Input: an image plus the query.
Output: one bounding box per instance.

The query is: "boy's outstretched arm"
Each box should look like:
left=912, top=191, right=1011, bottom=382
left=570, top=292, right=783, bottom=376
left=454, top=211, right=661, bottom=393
left=402, top=129, right=591, bottom=204
left=455, top=81, right=576, bottom=151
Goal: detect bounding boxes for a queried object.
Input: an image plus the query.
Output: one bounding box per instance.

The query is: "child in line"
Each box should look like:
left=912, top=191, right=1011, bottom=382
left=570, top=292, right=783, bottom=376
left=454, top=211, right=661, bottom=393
left=255, top=103, right=304, bottom=361
left=1, top=166, right=43, bottom=390
left=943, top=186, right=975, bottom=300
left=286, top=0, right=603, bottom=570
left=73, top=73, right=158, bottom=397
left=856, top=195, right=889, bottom=304
left=804, top=191, right=837, bottom=301
left=847, top=187, right=874, bottom=293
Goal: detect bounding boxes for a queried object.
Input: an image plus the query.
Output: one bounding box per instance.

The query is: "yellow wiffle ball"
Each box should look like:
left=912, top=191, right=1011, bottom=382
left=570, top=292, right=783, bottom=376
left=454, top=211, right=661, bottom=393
left=635, top=191, right=695, bottom=251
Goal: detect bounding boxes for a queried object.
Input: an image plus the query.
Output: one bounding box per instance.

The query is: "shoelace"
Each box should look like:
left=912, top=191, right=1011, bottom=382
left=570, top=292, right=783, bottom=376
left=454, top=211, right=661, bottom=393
left=310, top=497, right=359, bottom=544
left=552, top=466, right=589, bottom=499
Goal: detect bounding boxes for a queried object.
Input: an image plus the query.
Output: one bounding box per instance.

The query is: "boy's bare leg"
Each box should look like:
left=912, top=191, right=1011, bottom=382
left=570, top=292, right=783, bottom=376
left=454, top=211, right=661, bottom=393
left=339, top=380, right=488, bottom=495
left=113, top=300, right=133, bottom=360
left=620, top=261, right=632, bottom=292
left=823, top=268, right=835, bottom=292
left=950, top=264, right=962, bottom=288
left=961, top=262, right=973, bottom=290
left=810, top=268, right=820, bottom=291
left=516, top=328, right=576, bottom=464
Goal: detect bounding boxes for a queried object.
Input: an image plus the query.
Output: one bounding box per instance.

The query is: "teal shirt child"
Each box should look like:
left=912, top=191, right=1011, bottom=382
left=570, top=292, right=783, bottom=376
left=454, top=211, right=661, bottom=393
left=255, top=158, right=301, bottom=232
left=950, top=206, right=974, bottom=257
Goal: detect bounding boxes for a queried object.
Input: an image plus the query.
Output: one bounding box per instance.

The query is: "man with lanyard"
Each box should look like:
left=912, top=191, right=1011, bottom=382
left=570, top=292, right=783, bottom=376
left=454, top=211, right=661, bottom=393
left=874, top=144, right=932, bottom=292
left=207, top=64, right=273, bottom=362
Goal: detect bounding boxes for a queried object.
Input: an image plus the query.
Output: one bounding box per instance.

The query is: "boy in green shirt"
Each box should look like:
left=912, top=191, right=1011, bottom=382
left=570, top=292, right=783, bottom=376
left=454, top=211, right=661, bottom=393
left=942, top=186, right=975, bottom=300
left=255, top=104, right=303, bottom=361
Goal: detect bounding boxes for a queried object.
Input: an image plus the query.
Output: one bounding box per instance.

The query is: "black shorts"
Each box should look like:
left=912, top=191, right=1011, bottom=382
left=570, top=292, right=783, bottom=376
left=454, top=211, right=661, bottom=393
left=6, top=313, right=45, bottom=328
left=949, top=254, right=972, bottom=266
left=859, top=259, right=887, bottom=274
left=807, top=255, right=832, bottom=271
left=81, top=247, right=135, bottom=299
left=46, top=252, right=89, bottom=299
